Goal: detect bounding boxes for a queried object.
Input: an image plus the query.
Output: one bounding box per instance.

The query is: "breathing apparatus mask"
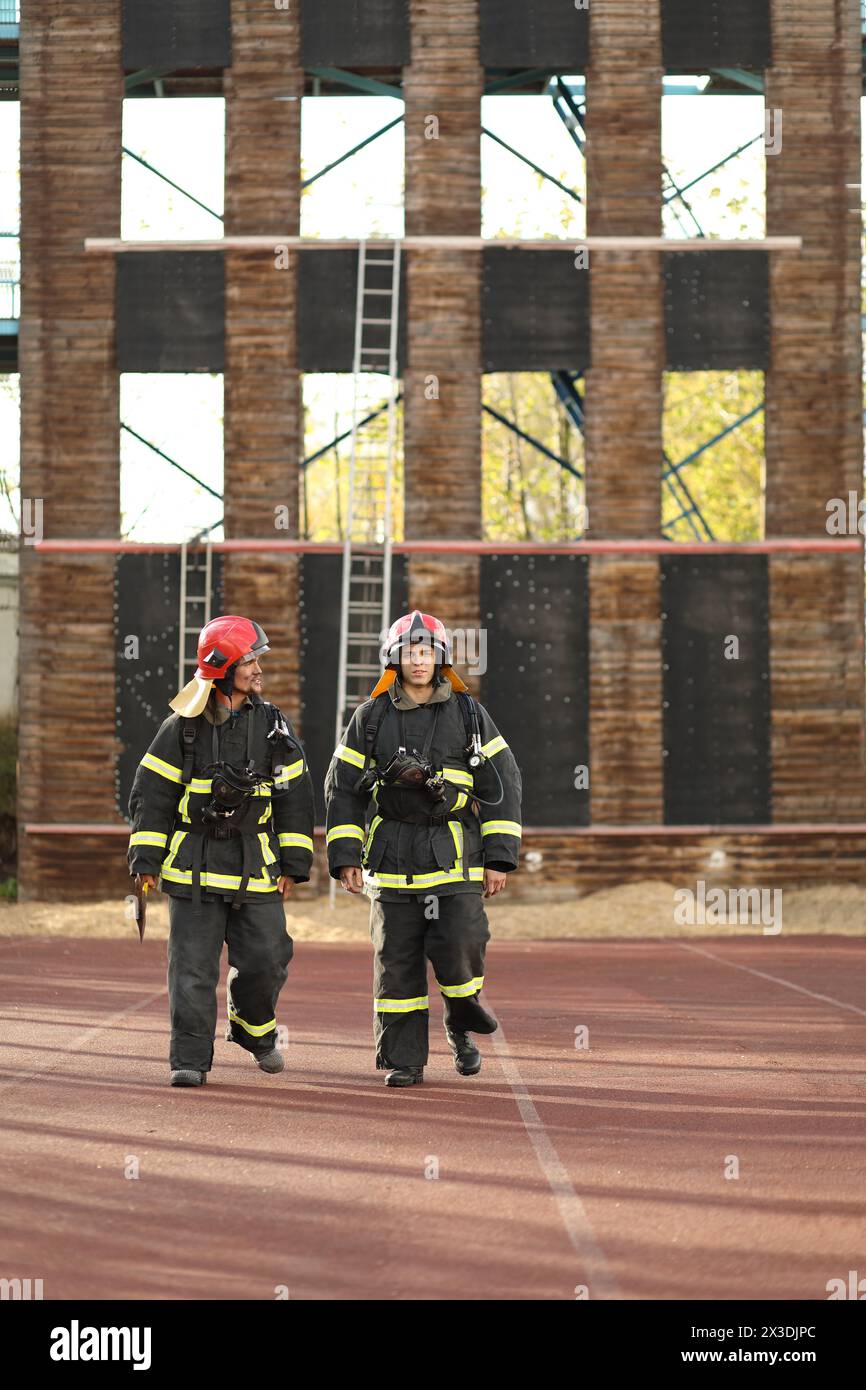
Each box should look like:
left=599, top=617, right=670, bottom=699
left=202, top=763, right=261, bottom=829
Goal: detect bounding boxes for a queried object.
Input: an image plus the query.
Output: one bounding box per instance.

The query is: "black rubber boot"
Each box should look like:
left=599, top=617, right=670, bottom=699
left=445, top=1027, right=481, bottom=1076
left=170, top=1069, right=207, bottom=1087
left=384, top=1066, right=424, bottom=1088
left=251, top=1048, right=285, bottom=1074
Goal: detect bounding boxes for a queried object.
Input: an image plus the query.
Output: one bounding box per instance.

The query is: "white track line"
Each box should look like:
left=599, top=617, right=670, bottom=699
left=489, top=1013, right=620, bottom=1300
left=0, top=986, right=167, bottom=1096
left=675, top=942, right=866, bottom=1018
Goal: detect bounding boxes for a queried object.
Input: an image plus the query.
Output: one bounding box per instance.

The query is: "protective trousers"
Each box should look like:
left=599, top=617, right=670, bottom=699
left=167, top=894, right=293, bottom=1072
left=370, top=892, right=498, bottom=1070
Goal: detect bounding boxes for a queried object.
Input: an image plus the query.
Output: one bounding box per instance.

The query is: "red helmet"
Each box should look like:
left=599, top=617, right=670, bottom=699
left=196, top=615, right=270, bottom=681
left=382, top=610, right=451, bottom=667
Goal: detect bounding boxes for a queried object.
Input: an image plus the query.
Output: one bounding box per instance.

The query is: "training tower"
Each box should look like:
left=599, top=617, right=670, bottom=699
left=10, top=1, right=865, bottom=899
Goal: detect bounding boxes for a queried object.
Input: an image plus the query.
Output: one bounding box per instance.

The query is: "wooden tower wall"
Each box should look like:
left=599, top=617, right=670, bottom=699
left=765, top=0, right=865, bottom=820
left=222, top=2, right=304, bottom=719
left=403, top=1, right=484, bottom=667
left=585, top=1, right=665, bottom=823
left=18, top=1, right=122, bottom=899
left=13, top=0, right=866, bottom=899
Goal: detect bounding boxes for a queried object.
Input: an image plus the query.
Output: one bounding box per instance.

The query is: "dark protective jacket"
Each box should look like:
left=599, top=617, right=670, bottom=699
left=127, top=693, right=315, bottom=901
left=324, top=676, right=522, bottom=900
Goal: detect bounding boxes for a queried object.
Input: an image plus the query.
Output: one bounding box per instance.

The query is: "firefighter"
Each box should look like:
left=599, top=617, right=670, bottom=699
left=127, top=615, right=315, bottom=1088
left=324, top=610, right=522, bottom=1087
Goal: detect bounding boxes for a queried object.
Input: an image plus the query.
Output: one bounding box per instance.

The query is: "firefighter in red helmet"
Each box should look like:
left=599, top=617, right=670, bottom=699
left=324, top=610, right=523, bottom=1086
left=127, top=615, right=315, bottom=1087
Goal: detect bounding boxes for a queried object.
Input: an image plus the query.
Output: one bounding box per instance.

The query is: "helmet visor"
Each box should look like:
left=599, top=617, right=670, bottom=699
left=238, top=643, right=270, bottom=663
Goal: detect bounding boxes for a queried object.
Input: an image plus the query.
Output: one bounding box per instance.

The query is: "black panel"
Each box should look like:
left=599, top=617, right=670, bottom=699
left=300, top=0, right=410, bottom=67
left=123, top=0, right=231, bottom=70
left=299, top=554, right=410, bottom=822
left=299, top=249, right=406, bottom=374
left=480, top=0, right=588, bottom=69
left=661, top=555, right=771, bottom=825
left=481, top=554, right=589, bottom=827
left=298, top=248, right=769, bottom=374
left=663, top=251, right=768, bottom=371
left=662, top=0, right=771, bottom=71
left=115, top=551, right=223, bottom=817
left=483, top=248, right=589, bottom=372
left=117, top=252, right=225, bottom=372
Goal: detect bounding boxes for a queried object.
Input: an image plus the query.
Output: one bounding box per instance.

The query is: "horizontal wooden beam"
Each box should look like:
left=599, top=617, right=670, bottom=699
left=32, top=538, right=862, bottom=554
left=84, top=235, right=804, bottom=254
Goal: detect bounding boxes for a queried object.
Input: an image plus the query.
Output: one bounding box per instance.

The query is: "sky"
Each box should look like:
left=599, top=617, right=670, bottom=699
left=0, top=88, right=835, bottom=540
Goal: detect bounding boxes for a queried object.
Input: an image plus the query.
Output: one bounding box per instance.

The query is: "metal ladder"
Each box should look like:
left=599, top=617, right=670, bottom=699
left=330, top=240, right=402, bottom=905
left=178, top=541, right=213, bottom=690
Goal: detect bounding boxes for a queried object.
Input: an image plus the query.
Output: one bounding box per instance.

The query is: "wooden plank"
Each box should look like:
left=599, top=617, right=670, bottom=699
left=506, top=829, right=866, bottom=896
left=85, top=236, right=804, bottom=252
left=33, top=538, right=862, bottom=555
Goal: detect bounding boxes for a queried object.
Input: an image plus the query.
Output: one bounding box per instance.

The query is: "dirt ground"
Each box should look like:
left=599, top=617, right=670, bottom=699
left=0, top=878, right=863, bottom=940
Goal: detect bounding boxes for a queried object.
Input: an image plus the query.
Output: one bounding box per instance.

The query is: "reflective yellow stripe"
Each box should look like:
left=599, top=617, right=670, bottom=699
left=273, top=758, right=304, bottom=786
left=481, top=734, right=507, bottom=758
left=365, top=866, right=485, bottom=889
left=438, top=976, right=484, bottom=998
left=442, top=766, right=473, bottom=787
left=228, top=1009, right=276, bottom=1037
left=278, top=832, right=314, bottom=852
left=454, top=792, right=468, bottom=810
left=481, top=820, right=522, bottom=838
left=258, top=800, right=271, bottom=825
left=129, top=830, right=168, bottom=847
left=448, top=818, right=463, bottom=869
left=364, top=814, right=382, bottom=856
left=335, top=743, right=365, bottom=769
left=258, top=832, right=277, bottom=867
left=178, top=784, right=192, bottom=823
left=140, top=752, right=183, bottom=783
left=161, top=829, right=187, bottom=871
left=160, top=867, right=279, bottom=893
left=374, top=996, right=429, bottom=1013
left=327, top=824, right=365, bottom=844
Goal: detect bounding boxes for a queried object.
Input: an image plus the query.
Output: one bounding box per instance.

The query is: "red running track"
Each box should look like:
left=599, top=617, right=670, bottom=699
left=0, top=935, right=864, bottom=1301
